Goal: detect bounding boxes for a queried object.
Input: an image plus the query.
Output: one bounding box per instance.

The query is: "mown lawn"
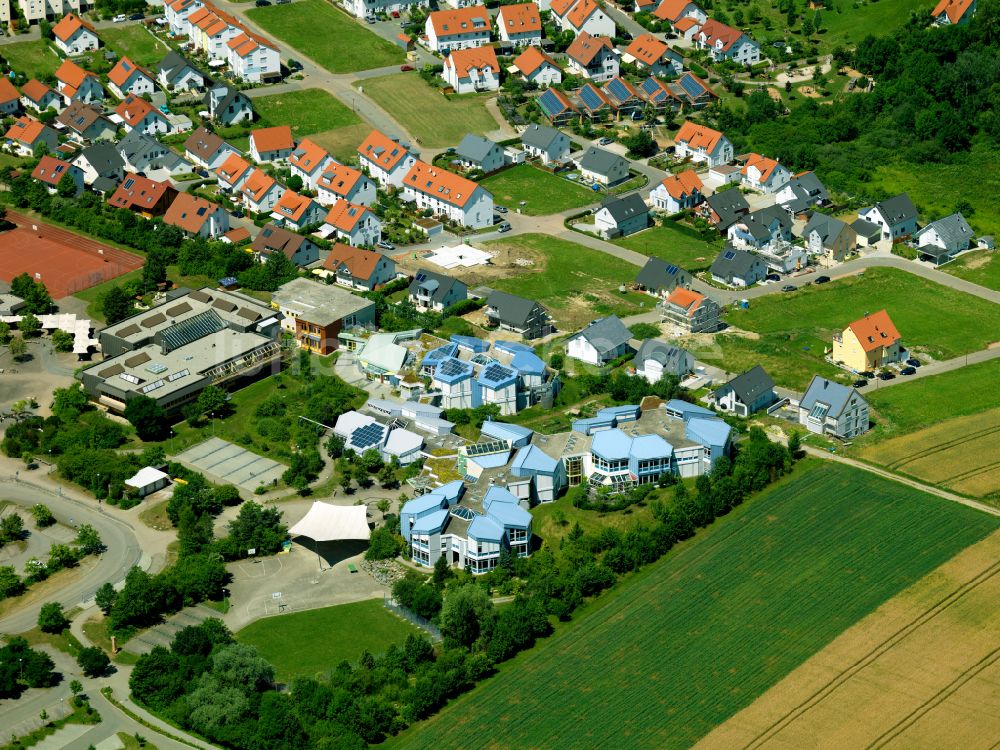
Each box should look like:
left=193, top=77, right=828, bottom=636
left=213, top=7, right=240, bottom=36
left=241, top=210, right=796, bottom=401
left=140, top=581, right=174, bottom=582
left=939, top=250, right=1000, bottom=292
left=357, top=73, right=499, bottom=148
left=101, top=25, right=170, bottom=66
left=237, top=599, right=420, bottom=683
left=2, top=39, right=61, bottom=79
left=252, top=88, right=362, bottom=140
left=309, top=122, right=375, bottom=164
left=388, top=461, right=998, bottom=750
left=615, top=221, right=722, bottom=272
left=479, top=165, right=596, bottom=216
left=246, top=0, right=404, bottom=73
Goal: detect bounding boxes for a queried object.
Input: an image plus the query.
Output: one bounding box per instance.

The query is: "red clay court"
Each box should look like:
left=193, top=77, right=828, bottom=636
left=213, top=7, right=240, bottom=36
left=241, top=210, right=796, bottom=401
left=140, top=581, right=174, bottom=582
left=0, top=212, right=144, bottom=299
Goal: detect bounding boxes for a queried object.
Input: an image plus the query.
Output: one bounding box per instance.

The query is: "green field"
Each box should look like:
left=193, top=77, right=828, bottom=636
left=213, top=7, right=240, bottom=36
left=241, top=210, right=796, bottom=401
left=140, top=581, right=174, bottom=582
left=246, top=0, right=404, bottom=73
left=308, top=122, right=374, bottom=164
left=940, top=250, right=1000, bottom=292
left=391, top=461, right=998, bottom=749
left=358, top=73, right=499, bottom=148
left=237, top=599, right=420, bottom=683
left=101, top=25, right=170, bottom=66
left=252, top=88, right=362, bottom=140
left=2, top=40, right=61, bottom=79
left=479, top=165, right=596, bottom=216
left=615, top=221, right=722, bottom=272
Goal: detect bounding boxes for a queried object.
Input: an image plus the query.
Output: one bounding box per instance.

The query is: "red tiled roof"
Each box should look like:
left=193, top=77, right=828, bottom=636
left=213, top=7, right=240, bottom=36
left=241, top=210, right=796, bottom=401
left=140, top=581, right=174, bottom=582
left=20, top=79, right=53, bottom=104
left=108, top=172, right=174, bottom=211
left=288, top=138, right=330, bottom=174
left=566, top=0, right=601, bottom=29
left=108, top=57, right=153, bottom=89
left=321, top=241, right=383, bottom=278
left=654, top=0, right=698, bottom=22
left=241, top=168, right=278, bottom=202
left=164, top=192, right=220, bottom=234
left=0, top=77, right=18, bottom=104
left=403, top=160, right=480, bottom=209
left=624, top=34, right=671, bottom=66
left=271, top=190, right=317, bottom=223
left=323, top=201, right=370, bottom=234
left=445, top=46, right=499, bottom=77
left=513, top=46, right=559, bottom=76
left=549, top=0, right=575, bottom=16
left=317, top=163, right=364, bottom=198
left=675, top=120, right=725, bottom=151
left=427, top=5, right=491, bottom=38
left=115, top=94, right=161, bottom=127
left=215, top=152, right=251, bottom=187
left=847, top=310, right=901, bottom=353
left=250, top=125, right=293, bottom=155
left=31, top=155, right=74, bottom=186
left=741, top=153, right=781, bottom=183
left=52, top=13, right=95, bottom=43
left=223, top=227, right=251, bottom=244
left=666, top=287, right=705, bottom=316
left=659, top=169, right=702, bottom=200
left=672, top=16, right=701, bottom=32
left=4, top=116, right=47, bottom=146
left=697, top=18, right=744, bottom=52
left=932, top=0, right=975, bottom=23
left=358, top=130, right=412, bottom=171
left=566, top=31, right=613, bottom=66
left=55, top=60, right=98, bottom=97
left=498, top=2, right=542, bottom=34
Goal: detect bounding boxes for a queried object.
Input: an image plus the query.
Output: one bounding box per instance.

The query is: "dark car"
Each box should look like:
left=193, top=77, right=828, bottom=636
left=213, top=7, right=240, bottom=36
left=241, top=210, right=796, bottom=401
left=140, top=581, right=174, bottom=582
left=287, top=59, right=303, bottom=72
left=853, top=379, right=868, bottom=388
left=906, top=358, right=921, bottom=367
left=860, top=370, right=875, bottom=379
left=877, top=371, right=896, bottom=381
left=255, top=0, right=270, bottom=6
left=400, top=64, right=414, bottom=71
left=814, top=275, right=831, bottom=284
left=765, top=273, right=781, bottom=282
left=900, top=366, right=916, bottom=376
left=129, top=12, right=144, bottom=19
left=781, top=284, right=796, bottom=292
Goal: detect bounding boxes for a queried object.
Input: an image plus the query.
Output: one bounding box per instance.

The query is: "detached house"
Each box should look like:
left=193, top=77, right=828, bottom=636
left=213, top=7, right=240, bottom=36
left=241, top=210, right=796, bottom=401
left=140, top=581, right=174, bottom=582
left=108, top=173, right=178, bottom=217
left=4, top=116, right=59, bottom=157
left=660, top=287, right=720, bottom=333
left=317, top=163, right=376, bottom=207
left=485, top=290, right=553, bottom=339
left=320, top=244, right=396, bottom=291
left=455, top=134, right=504, bottom=173
left=710, top=246, right=766, bottom=287
left=55, top=60, right=103, bottom=105
left=163, top=192, right=229, bottom=238
left=727, top=205, right=792, bottom=250
left=567, top=315, right=633, bottom=366
left=402, top=160, right=494, bottom=229
left=184, top=126, right=238, bottom=170
left=157, top=51, right=205, bottom=92
left=914, top=212, right=974, bottom=264
left=649, top=169, right=703, bottom=213
left=21, top=80, right=63, bottom=114
left=653, top=0, right=707, bottom=27
left=443, top=46, right=500, bottom=94
left=116, top=94, right=170, bottom=135
left=107, top=57, right=156, bottom=99
left=497, top=2, right=543, bottom=47
left=270, top=190, right=325, bottom=230
left=320, top=200, right=383, bottom=247
left=357, top=129, right=418, bottom=189
left=56, top=101, right=115, bottom=143
left=31, top=155, right=83, bottom=196
left=632, top=340, right=693, bottom=383
left=578, top=146, right=630, bottom=185
left=674, top=121, right=732, bottom=167
left=0, top=79, right=20, bottom=116
left=512, top=47, right=562, bottom=86
left=803, top=213, right=857, bottom=264
left=249, top=125, right=294, bottom=163
left=695, top=19, right=759, bottom=65
left=425, top=6, right=491, bottom=53
left=240, top=168, right=285, bottom=213
left=118, top=130, right=192, bottom=175
left=73, top=142, right=125, bottom=190
left=288, top=138, right=334, bottom=191
left=798, top=376, right=869, bottom=439
left=594, top=193, right=649, bottom=239
left=565, top=32, right=619, bottom=82
left=520, top=123, right=570, bottom=164
left=714, top=365, right=776, bottom=416
left=551, top=0, right=615, bottom=38
left=251, top=224, right=320, bottom=267
left=776, top=171, right=829, bottom=216
left=832, top=309, right=904, bottom=373
left=931, top=0, right=976, bottom=25
left=702, top=188, right=749, bottom=232
left=204, top=83, right=253, bottom=125
left=409, top=269, right=468, bottom=312
left=52, top=13, right=98, bottom=56
left=215, top=152, right=252, bottom=193
left=858, top=193, right=919, bottom=242
left=635, top=257, right=692, bottom=297
left=740, top=153, right=790, bottom=193
left=622, top=34, right=683, bottom=77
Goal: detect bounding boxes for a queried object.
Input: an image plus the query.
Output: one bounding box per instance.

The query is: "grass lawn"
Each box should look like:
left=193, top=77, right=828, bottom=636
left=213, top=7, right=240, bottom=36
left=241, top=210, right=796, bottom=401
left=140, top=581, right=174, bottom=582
left=246, top=0, right=404, bottom=73
left=252, top=88, right=362, bottom=140
left=479, top=165, right=596, bottom=216
left=309, top=122, right=374, bottom=164
left=100, top=25, right=170, bottom=66
left=939, top=250, right=1000, bottom=292
left=389, top=461, right=998, bottom=750
left=483, top=233, right=658, bottom=330
left=357, top=73, right=498, bottom=148
left=2, top=39, right=61, bottom=79
left=615, top=221, right=722, bottom=272
left=237, top=599, right=420, bottom=683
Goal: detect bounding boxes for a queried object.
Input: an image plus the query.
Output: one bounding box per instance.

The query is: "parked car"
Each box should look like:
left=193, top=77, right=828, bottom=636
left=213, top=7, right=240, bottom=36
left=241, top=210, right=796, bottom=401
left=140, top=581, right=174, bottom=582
left=391, top=10, right=400, bottom=16
left=400, top=64, right=414, bottom=71
left=128, top=12, right=144, bottom=19
left=860, top=370, right=875, bottom=378
left=232, top=209, right=245, bottom=218
left=254, top=0, right=270, bottom=6
left=852, top=379, right=868, bottom=388
left=377, top=240, right=395, bottom=250
left=497, top=221, right=512, bottom=233
left=366, top=16, right=376, bottom=23
left=287, top=59, right=303, bottom=72
left=814, top=275, right=831, bottom=284
left=276, top=0, right=290, bottom=4
left=598, top=136, right=613, bottom=145
left=900, top=366, right=916, bottom=376
left=877, top=371, right=896, bottom=381
left=113, top=13, right=127, bottom=22
left=765, top=273, right=781, bottom=282
left=906, top=358, right=921, bottom=367
left=781, top=284, right=796, bottom=292
left=496, top=205, right=508, bottom=214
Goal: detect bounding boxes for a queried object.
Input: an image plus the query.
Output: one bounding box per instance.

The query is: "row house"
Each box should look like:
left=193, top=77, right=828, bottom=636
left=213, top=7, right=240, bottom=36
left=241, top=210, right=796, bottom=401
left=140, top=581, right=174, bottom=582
left=357, top=129, right=419, bottom=189
left=317, top=162, right=376, bottom=207
left=402, top=160, right=494, bottom=229
left=17, top=0, right=94, bottom=24
left=425, top=5, right=491, bottom=53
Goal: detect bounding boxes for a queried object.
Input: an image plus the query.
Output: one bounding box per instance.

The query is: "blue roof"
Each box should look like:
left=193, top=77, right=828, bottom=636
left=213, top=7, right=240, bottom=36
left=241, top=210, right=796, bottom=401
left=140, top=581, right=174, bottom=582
left=468, top=451, right=510, bottom=470
left=511, top=350, right=545, bottom=375
left=411, top=508, right=449, bottom=534
left=572, top=416, right=616, bottom=434
left=493, top=340, right=533, bottom=355
left=511, top=444, right=558, bottom=475
left=450, top=334, right=490, bottom=353
left=483, top=485, right=520, bottom=508
left=686, top=417, right=732, bottom=448
left=597, top=405, right=641, bottom=420
left=468, top=514, right=505, bottom=541
left=421, top=342, right=459, bottom=367
left=483, top=487, right=532, bottom=528
left=579, top=84, right=607, bottom=112
left=678, top=72, right=707, bottom=99
left=434, top=480, right=465, bottom=503
left=478, top=361, right=517, bottom=388
left=664, top=399, right=716, bottom=419
left=401, top=493, right=447, bottom=516
left=481, top=420, right=533, bottom=443
left=539, top=88, right=572, bottom=116
left=591, top=429, right=632, bottom=461
left=630, top=433, right=672, bottom=460
left=434, top=356, right=474, bottom=384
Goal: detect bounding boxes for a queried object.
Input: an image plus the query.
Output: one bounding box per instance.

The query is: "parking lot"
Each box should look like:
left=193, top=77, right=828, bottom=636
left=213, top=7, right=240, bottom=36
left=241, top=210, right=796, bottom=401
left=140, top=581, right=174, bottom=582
left=175, top=438, right=287, bottom=493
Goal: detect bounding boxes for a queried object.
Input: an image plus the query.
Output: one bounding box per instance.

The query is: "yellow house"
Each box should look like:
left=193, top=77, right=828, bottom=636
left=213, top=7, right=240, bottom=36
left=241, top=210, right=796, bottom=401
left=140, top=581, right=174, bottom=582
left=832, top=309, right=904, bottom=372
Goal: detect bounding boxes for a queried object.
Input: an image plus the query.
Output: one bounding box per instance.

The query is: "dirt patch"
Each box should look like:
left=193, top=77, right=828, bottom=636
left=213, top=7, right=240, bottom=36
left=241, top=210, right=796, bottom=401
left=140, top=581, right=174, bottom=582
left=797, top=86, right=821, bottom=99
left=766, top=87, right=782, bottom=101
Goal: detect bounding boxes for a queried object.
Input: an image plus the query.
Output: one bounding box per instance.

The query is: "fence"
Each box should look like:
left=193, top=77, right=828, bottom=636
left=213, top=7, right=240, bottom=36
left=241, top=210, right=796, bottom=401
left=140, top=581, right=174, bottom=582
left=383, top=594, right=442, bottom=642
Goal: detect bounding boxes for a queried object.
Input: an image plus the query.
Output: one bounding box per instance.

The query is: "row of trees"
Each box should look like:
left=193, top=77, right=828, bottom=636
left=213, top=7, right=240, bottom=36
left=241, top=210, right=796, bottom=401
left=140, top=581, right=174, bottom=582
left=0, top=522, right=104, bottom=603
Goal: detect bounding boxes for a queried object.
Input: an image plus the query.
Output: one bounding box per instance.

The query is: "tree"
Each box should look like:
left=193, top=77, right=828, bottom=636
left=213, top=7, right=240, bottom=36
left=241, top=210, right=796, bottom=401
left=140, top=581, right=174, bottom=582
left=196, top=385, right=228, bottom=418
left=77, top=646, right=110, bottom=678
left=0, top=321, right=9, bottom=345
left=8, top=335, right=27, bottom=361
left=56, top=171, right=78, bottom=198
left=31, top=504, right=55, bottom=528
left=141, top=249, right=168, bottom=293
left=326, top=434, right=345, bottom=459
left=39, top=18, right=52, bottom=38
left=69, top=679, right=83, bottom=697
left=75, top=524, right=104, bottom=555
left=51, top=329, right=74, bottom=352
left=100, top=286, right=133, bottom=325
left=359, top=448, right=384, bottom=473
left=629, top=322, right=660, bottom=340
left=0, top=513, right=24, bottom=545
left=376, top=498, right=391, bottom=519
left=124, top=395, right=168, bottom=441
left=440, top=584, right=496, bottom=649
left=622, top=129, right=657, bottom=158
left=38, top=602, right=69, bottom=633
left=11, top=274, right=52, bottom=315
left=787, top=430, right=802, bottom=460
left=95, top=582, right=117, bottom=615
left=18, top=313, right=41, bottom=338
left=365, top=527, right=401, bottom=561
left=0, top=566, right=24, bottom=599
left=432, top=554, right=452, bottom=589
left=52, top=384, right=90, bottom=420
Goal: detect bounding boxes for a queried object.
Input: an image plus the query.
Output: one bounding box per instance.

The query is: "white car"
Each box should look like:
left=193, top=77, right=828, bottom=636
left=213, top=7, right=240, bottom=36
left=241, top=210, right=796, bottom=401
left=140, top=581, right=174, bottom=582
left=113, top=13, right=127, bottom=22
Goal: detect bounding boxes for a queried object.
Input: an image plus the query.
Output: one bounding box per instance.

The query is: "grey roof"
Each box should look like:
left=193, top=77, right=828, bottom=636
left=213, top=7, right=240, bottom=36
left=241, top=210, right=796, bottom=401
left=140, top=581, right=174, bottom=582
left=455, top=134, right=499, bottom=164
left=77, top=142, right=124, bottom=174
left=158, top=51, right=200, bottom=83
left=272, top=277, right=374, bottom=328
left=633, top=339, right=689, bottom=371
left=716, top=365, right=774, bottom=405
left=486, top=290, right=542, bottom=328
left=799, top=375, right=862, bottom=420
left=705, top=188, right=749, bottom=229
left=408, top=268, right=467, bottom=305
left=871, top=193, right=918, bottom=225
left=520, top=123, right=564, bottom=151
left=599, top=192, right=647, bottom=224
left=579, top=146, right=628, bottom=176
left=915, top=212, right=973, bottom=250
left=568, top=315, right=632, bottom=355
left=778, top=172, right=828, bottom=213
left=205, top=83, right=252, bottom=118
left=802, top=212, right=850, bottom=244
left=851, top=217, right=882, bottom=241
left=710, top=246, right=763, bottom=281
left=92, top=175, right=120, bottom=193
left=118, top=129, right=166, bottom=163
left=635, top=256, right=691, bottom=290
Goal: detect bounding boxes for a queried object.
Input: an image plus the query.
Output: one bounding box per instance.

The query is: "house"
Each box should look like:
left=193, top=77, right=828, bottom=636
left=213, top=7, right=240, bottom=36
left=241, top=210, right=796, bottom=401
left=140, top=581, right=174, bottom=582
left=653, top=0, right=707, bottom=26
left=357, top=129, right=418, bottom=189
left=271, top=277, right=376, bottom=355
left=125, top=467, right=170, bottom=498
left=117, top=130, right=191, bottom=175
left=851, top=218, right=883, bottom=247
left=565, top=32, right=619, bottom=82
left=184, top=126, right=238, bottom=170
left=226, top=32, right=281, bottom=83
left=635, top=257, right=692, bottom=298
left=803, top=213, right=857, bottom=264
left=575, top=83, right=613, bottom=120
left=402, top=160, right=494, bottom=229
left=914, top=212, right=974, bottom=264
left=728, top=205, right=792, bottom=250
left=497, top=2, right=542, bottom=47
left=214, top=152, right=252, bottom=193
left=165, top=0, right=204, bottom=37
left=511, top=46, right=562, bottom=86
left=409, top=268, right=468, bottom=311
left=249, top=125, right=294, bottom=163
left=537, top=88, right=579, bottom=124
left=454, top=134, right=504, bottom=173
left=31, top=155, right=83, bottom=196
left=108, top=173, right=178, bottom=217
left=270, top=190, right=325, bottom=230
left=20, top=79, right=63, bottom=114
left=55, top=60, right=103, bottom=105
left=0, top=78, right=20, bottom=116
left=484, top=290, right=553, bottom=339
left=775, top=171, right=829, bottom=216
left=52, top=13, right=98, bottom=56
left=344, top=0, right=426, bottom=19
left=566, top=315, right=633, bottom=365
left=551, top=0, right=615, bottom=38
left=858, top=193, right=919, bottom=241
left=424, top=6, right=491, bottom=53
left=163, top=192, right=229, bottom=238
left=115, top=94, right=170, bottom=136
left=577, top=146, right=630, bottom=185
left=798, top=376, right=869, bottom=439
left=204, top=82, right=253, bottom=125
left=320, top=244, right=396, bottom=291
left=649, top=169, right=703, bottom=213
left=702, top=188, right=749, bottom=231
left=660, top=287, right=720, bottom=332
left=520, top=123, right=570, bottom=164
left=667, top=72, right=718, bottom=109
left=72, top=142, right=124, bottom=190
left=832, top=309, right=904, bottom=372
left=442, top=46, right=500, bottom=94
left=288, top=138, right=334, bottom=191
left=56, top=101, right=115, bottom=143
left=638, top=76, right=683, bottom=112
left=740, top=153, right=790, bottom=193
left=594, top=193, right=649, bottom=239
left=240, top=168, right=285, bottom=213
left=316, top=163, right=376, bottom=207
left=157, top=51, right=205, bottom=92
left=932, top=0, right=976, bottom=25
left=713, top=365, right=776, bottom=416
left=251, top=224, right=320, bottom=267
left=4, top=116, right=59, bottom=157
left=320, top=199, right=383, bottom=247
left=695, top=18, right=759, bottom=65
left=107, top=57, right=156, bottom=99
left=622, top=34, right=683, bottom=77
left=710, top=246, right=767, bottom=287
left=601, top=77, right=644, bottom=118
left=674, top=121, right=732, bottom=167
left=221, top=227, right=251, bottom=245
left=632, top=339, right=693, bottom=383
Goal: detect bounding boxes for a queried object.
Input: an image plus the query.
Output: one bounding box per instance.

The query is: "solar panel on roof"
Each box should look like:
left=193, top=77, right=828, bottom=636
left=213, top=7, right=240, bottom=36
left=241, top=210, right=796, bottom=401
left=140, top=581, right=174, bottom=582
left=167, top=368, right=190, bottom=382
left=679, top=74, right=705, bottom=98
left=605, top=78, right=631, bottom=102
left=465, top=439, right=510, bottom=456
left=580, top=86, right=605, bottom=110
left=351, top=423, right=385, bottom=449
left=119, top=373, right=141, bottom=384
left=724, top=250, right=736, bottom=260
left=666, top=264, right=678, bottom=274
left=141, top=379, right=165, bottom=394
left=160, top=309, right=226, bottom=352
left=539, top=89, right=566, bottom=114
left=146, top=362, right=168, bottom=374
left=481, top=363, right=514, bottom=384
left=437, top=358, right=471, bottom=379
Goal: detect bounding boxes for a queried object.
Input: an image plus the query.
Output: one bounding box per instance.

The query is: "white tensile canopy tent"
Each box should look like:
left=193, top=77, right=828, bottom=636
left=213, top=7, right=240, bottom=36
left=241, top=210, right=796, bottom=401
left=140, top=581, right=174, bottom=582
left=288, top=502, right=371, bottom=541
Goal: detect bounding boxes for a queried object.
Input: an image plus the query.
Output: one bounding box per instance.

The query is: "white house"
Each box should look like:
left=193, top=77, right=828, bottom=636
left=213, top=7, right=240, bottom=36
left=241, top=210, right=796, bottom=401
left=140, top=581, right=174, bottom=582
left=511, top=46, right=562, bottom=86
left=344, top=0, right=427, bottom=19
left=566, top=315, right=633, bottom=366
left=402, top=160, right=494, bottom=229
left=798, top=375, right=869, bottom=439
left=249, top=125, right=294, bottom=163
left=649, top=169, right=703, bottom=213
left=520, top=123, right=570, bottom=164
left=215, top=152, right=252, bottom=193
left=425, top=6, right=491, bottom=53
left=157, top=51, right=205, bottom=92
left=673, top=120, right=732, bottom=167
left=184, top=126, right=238, bottom=170
left=320, top=200, right=383, bottom=247
left=107, top=57, right=156, bottom=99
left=914, top=212, right=974, bottom=264
left=442, top=46, right=500, bottom=94
left=497, top=2, right=543, bottom=47
left=858, top=193, right=920, bottom=241
left=52, top=13, right=98, bottom=57
left=20, top=80, right=63, bottom=114
left=240, top=168, right=286, bottom=213
left=288, top=138, right=335, bottom=191
left=205, top=83, right=254, bottom=125
left=317, top=163, right=376, bottom=207
left=357, top=129, right=419, bottom=189
left=226, top=32, right=281, bottom=83
left=551, top=0, right=615, bottom=38
left=695, top=19, right=760, bottom=65
left=632, top=340, right=693, bottom=383
left=455, top=134, right=505, bottom=173
left=653, top=0, right=707, bottom=26
left=55, top=60, right=104, bottom=105
left=565, top=32, right=619, bottom=82
left=270, top=190, right=326, bottom=230
left=116, top=95, right=171, bottom=136
left=165, top=0, right=204, bottom=37
left=622, top=34, right=683, bottom=77
left=740, top=153, right=790, bottom=193
left=163, top=192, right=230, bottom=238
left=594, top=193, right=649, bottom=239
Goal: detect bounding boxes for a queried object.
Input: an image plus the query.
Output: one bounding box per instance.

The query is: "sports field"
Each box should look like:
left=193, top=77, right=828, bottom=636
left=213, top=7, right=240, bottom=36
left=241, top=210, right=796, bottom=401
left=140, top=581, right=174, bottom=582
left=389, top=462, right=998, bottom=749
left=479, top=165, right=596, bottom=215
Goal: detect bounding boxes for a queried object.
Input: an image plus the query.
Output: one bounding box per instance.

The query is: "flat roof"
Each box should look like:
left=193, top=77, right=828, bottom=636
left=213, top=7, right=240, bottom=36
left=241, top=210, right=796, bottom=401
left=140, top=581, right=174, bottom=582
left=271, top=277, right=374, bottom=327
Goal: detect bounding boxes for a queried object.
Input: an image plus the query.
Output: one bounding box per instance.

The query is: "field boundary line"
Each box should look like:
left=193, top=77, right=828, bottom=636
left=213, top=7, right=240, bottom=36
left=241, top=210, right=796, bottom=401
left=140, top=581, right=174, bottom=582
left=941, top=458, right=1000, bottom=483
left=883, top=424, right=1000, bottom=470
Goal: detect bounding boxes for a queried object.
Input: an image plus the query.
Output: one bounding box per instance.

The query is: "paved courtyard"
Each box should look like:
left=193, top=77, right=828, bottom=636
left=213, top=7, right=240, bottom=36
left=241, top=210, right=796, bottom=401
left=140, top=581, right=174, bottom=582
left=175, top=438, right=287, bottom=493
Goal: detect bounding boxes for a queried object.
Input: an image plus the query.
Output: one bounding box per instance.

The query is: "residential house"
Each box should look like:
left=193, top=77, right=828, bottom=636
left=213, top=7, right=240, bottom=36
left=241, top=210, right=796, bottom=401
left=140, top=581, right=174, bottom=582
left=240, top=168, right=285, bottom=213
left=454, top=134, right=504, bottom=173
left=740, top=153, right=790, bottom=193
left=118, top=130, right=192, bottom=175
left=31, top=155, right=83, bottom=196
left=710, top=246, right=766, bottom=287
left=701, top=188, right=749, bottom=231
left=653, top=0, right=706, bottom=27
left=163, top=192, right=229, bottom=238
left=72, top=142, right=124, bottom=191
left=551, top=0, right=615, bottom=37
left=832, top=309, right=904, bottom=372
left=357, top=129, right=418, bottom=189
left=108, top=173, right=178, bottom=217
left=622, top=34, right=683, bottom=77
left=713, top=365, right=776, bottom=416
left=402, top=160, right=494, bottom=229
left=566, top=315, right=633, bottom=366
left=537, top=87, right=579, bottom=124
left=638, top=76, right=683, bottom=112
left=20, top=79, right=63, bottom=114
left=320, top=244, right=396, bottom=291
left=798, top=375, right=869, bottom=439
left=184, top=126, right=238, bottom=170
left=803, top=213, right=857, bottom=264
left=270, top=190, right=325, bottom=230
left=116, top=95, right=170, bottom=136
left=667, top=71, right=718, bottom=109
left=577, top=145, right=630, bottom=185
left=156, top=51, right=205, bottom=92
left=601, top=76, right=644, bottom=118
left=424, top=6, right=491, bottom=53
left=497, top=2, right=542, bottom=47
left=214, top=152, right=252, bottom=193
left=695, top=19, right=760, bottom=65
left=343, top=0, right=427, bottom=19
left=187, top=5, right=241, bottom=61
left=107, top=57, right=156, bottom=99
left=635, top=257, right=692, bottom=297
left=754, top=239, right=807, bottom=274
left=775, top=171, right=829, bottom=216
left=56, top=101, right=115, bottom=143
left=52, top=13, right=98, bottom=56
left=649, top=169, right=703, bottom=213
left=165, top=0, right=203, bottom=37
left=0, top=78, right=20, bottom=116
left=914, top=212, right=974, bottom=264
left=484, top=290, right=553, bottom=339
left=4, top=116, right=59, bottom=157
left=511, top=46, right=562, bottom=86
left=932, top=0, right=976, bottom=25
left=226, top=32, right=280, bottom=83
left=520, top=123, right=570, bottom=164
left=288, top=138, right=334, bottom=191
left=55, top=60, right=103, bottom=105
left=16, top=0, right=97, bottom=25
left=249, top=125, right=294, bottom=163
left=660, top=287, right=720, bottom=332
left=409, top=268, right=468, bottom=311
left=251, top=224, right=321, bottom=267
left=576, top=83, right=613, bottom=120
left=674, top=120, right=732, bottom=167
left=632, top=339, right=693, bottom=383
left=320, top=199, right=383, bottom=247
left=858, top=193, right=919, bottom=241
left=204, top=82, right=253, bottom=125
left=442, top=46, right=500, bottom=94
left=851, top=218, right=883, bottom=247
left=220, top=227, right=251, bottom=245
left=317, top=163, right=376, bottom=207
left=594, top=193, right=649, bottom=238
left=727, top=205, right=792, bottom=250
left=565, top=32, right=619, bottom=82
left=271, top=277, right=375, bottom=355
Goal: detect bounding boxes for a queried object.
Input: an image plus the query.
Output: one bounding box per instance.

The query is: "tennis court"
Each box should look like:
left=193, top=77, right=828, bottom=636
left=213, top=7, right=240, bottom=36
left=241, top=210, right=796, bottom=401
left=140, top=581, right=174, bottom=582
left=176, top=437, right=287, bottom=493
